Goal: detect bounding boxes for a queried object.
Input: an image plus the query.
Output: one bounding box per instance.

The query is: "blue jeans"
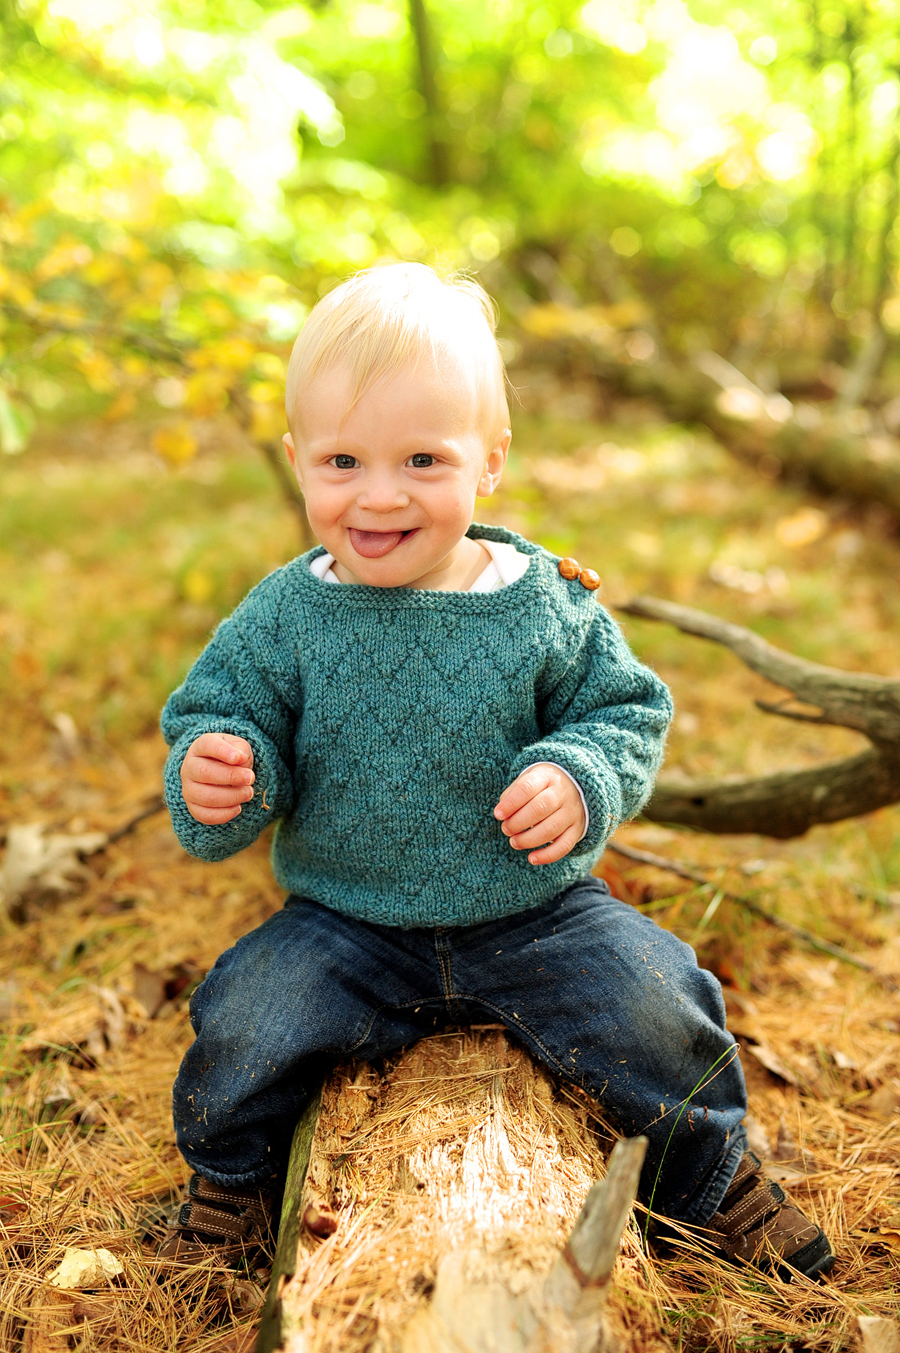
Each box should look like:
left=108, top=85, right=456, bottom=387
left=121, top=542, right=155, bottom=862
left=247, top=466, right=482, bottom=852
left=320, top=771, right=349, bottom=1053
left=173, top=877, right=747, bottom=1224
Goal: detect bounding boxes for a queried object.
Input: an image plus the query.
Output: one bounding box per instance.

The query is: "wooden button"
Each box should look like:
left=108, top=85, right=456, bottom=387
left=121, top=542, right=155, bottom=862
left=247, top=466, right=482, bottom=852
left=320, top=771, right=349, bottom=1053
left=579, top=568, right=601, bottom=591
left=558, top=557, right=580, bottom=580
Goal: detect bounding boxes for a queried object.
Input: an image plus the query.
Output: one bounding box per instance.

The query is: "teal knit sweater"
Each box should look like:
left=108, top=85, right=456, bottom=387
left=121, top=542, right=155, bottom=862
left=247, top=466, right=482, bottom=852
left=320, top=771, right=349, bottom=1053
left=161, top=524, right=673, bottom=928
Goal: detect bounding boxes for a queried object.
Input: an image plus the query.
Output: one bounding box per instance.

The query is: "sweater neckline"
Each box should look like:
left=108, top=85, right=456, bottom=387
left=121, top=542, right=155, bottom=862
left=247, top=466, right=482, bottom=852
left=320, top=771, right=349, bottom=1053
left=292, top=523, right=547, bottom=611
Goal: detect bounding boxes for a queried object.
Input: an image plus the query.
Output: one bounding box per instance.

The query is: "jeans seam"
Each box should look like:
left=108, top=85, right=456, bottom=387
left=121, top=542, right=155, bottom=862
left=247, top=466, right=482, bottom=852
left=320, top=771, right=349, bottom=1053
left=450, top=993, right=575, bottom=1081
left=434, top=932, right=455, bottom=1005
left=344, top=997, right=448, bottom=1055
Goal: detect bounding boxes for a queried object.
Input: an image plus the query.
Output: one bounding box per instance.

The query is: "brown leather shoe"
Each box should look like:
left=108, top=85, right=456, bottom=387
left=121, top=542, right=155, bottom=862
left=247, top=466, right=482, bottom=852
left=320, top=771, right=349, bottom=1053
left=157, top=1174, right=277, bottom=1266
left=704, top=1151, right=834, bottom=1280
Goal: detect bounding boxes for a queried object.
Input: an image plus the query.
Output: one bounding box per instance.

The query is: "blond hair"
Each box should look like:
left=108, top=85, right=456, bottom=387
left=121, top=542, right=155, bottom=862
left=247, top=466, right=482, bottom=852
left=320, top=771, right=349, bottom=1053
left=285, top=263, right=509, bottom=435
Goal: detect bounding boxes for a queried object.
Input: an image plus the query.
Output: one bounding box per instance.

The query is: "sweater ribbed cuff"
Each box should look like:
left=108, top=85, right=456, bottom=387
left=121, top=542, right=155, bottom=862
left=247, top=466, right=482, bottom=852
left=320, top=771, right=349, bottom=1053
left=163, top=718, right=293, bottom=862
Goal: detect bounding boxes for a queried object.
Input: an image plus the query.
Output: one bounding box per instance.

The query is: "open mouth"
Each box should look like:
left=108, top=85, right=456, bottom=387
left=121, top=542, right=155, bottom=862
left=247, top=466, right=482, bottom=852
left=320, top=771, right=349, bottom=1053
left=349, top=528, right=419, bottom=559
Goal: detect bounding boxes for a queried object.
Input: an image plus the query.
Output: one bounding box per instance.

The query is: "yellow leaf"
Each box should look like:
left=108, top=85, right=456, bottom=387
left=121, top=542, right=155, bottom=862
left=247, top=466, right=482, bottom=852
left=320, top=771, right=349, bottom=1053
left=77, top=351, right=117, bottom=394
left=776, top=507, right=828, bottom=549
left=137, top=260, right=174, bottom=296
left=48, top=1247, right=124, bottom=1289
left=191, top=337, right=256, bottom=371
left=35, top=235, right=94, bottom=283
left=182, top=568, right=214, bottom=603
left=251, top=401, right=286, bottom=443
left=103, top=390, right=136, bottom=422
left=8, top=278, right=35, bottom=309
left=248, top=380, right=283, bottom=404
left=152, top=423, right=198, bottom=465
left=185, top=370, right=229, bottom=417
left=254, top=352, right=285, bottom=379
left=201, top=298, right=237, bottom=327
left=84, top=255, right=125, bottom=286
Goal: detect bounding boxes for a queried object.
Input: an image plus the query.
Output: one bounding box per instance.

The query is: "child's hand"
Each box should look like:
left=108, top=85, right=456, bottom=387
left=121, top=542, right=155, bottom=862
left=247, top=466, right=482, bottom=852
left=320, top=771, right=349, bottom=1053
left=181, top=733, right=255, bottom=824
left=493, top=764, right=586, bottom=866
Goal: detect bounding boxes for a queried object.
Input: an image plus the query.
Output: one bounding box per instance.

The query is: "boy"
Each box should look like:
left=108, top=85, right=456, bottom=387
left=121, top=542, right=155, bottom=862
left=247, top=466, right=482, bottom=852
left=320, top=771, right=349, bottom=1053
left=159, top=264, right=832, bottom=1280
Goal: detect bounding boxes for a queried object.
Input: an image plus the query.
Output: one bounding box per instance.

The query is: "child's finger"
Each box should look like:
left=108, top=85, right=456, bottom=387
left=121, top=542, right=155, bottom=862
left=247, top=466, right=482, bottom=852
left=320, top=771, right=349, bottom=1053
left=185, top=755, right=255, bottom=788
left=187, top=803, right=244, bottom=825
left=186, top=781, right=255, bottom=809
left=190, top=733, right=253, bottom=767
left=507, top=808, right=572, bottom=850
left=526, top=825, right=580, bottom=866
left=493, top=766, right=552, bottom=822
left=500, top=786, right=561, bottom=836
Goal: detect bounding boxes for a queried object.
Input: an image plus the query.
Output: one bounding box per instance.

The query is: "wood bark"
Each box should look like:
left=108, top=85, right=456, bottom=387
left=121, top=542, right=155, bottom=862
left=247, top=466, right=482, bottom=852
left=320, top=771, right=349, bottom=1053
left=258, top=1030, right=647, bottom=1353
left=620, top=595, right=900, bottom=837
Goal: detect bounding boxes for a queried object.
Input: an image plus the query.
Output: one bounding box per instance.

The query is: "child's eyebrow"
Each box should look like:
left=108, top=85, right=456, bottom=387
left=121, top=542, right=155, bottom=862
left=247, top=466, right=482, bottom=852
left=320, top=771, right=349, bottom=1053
left=308, top=436, right=469, bottom=459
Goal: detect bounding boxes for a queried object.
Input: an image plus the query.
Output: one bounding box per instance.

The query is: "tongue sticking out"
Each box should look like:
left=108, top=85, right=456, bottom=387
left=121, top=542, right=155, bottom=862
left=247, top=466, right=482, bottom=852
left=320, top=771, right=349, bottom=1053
left=350, top=528, right=406, bottom=558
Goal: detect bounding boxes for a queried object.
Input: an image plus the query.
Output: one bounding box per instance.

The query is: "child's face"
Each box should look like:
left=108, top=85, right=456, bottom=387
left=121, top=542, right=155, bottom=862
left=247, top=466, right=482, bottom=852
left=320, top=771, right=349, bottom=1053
left=284, top=357, right=510, bottom=588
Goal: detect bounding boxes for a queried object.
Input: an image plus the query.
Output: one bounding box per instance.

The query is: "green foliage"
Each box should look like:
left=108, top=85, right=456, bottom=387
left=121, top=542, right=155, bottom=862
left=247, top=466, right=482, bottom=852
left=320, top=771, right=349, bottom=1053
left=2, top=0, right=900, bottom=454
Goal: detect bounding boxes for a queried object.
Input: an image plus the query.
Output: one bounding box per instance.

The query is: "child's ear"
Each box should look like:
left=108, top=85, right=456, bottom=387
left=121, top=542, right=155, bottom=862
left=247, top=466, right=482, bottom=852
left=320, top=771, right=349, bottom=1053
left=476, top=428, right=511, bottom=498
left=283, top=432, right=303, bottom=489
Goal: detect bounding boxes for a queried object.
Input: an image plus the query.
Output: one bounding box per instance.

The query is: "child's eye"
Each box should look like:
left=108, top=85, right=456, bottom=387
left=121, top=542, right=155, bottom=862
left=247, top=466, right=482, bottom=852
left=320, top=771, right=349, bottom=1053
left=409, top=453, right=434, bottom=468
left=332, top=454, right=358, bottom=470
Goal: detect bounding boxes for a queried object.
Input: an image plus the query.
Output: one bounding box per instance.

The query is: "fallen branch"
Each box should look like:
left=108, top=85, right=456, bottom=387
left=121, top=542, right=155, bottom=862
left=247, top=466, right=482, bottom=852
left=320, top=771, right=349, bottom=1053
left=620, top=595, right=900, bottom=837
left=521, top=327, right=900, bottom=518
left=608, top=840, right=897, bottom=990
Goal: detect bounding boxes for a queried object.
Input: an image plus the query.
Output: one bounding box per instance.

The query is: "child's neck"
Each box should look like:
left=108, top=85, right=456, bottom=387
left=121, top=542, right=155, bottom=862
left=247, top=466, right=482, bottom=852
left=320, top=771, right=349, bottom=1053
left=332, top=535, right=490, bottom=591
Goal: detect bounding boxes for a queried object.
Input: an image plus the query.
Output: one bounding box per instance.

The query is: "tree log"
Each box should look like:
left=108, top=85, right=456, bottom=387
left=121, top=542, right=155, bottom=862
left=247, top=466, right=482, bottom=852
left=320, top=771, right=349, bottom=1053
left=520, top=330, right=900, bottom=519
left=620, top=595, right=900, bottom=837
left=259, top=1030, right=649, bottom=1353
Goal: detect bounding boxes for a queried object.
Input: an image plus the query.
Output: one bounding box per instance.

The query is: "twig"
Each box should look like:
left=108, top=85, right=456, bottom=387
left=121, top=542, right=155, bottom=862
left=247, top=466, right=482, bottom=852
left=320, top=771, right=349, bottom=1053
left=607, top=840, right=897, bottom=991
left=106, top=796, right=166, bottom=844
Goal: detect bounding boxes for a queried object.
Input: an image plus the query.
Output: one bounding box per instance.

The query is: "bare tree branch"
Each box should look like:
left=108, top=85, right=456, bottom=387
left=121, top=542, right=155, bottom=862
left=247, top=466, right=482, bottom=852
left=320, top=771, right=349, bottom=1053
left=619, top=596, right=900, bottom=836
left=622, top=595, right=900, bottom=745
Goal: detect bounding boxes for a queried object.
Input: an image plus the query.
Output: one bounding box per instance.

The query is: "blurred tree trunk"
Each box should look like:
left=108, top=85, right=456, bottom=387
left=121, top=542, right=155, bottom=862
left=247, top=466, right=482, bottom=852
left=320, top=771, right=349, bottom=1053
left=838, top=104, right=900, bottom=412
left=408, top=0, right=449, bottom=186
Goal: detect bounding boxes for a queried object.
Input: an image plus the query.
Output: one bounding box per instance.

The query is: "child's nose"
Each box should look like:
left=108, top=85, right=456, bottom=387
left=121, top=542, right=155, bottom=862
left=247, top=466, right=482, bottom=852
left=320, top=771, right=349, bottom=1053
left=357, top=475, right=410, bottom=512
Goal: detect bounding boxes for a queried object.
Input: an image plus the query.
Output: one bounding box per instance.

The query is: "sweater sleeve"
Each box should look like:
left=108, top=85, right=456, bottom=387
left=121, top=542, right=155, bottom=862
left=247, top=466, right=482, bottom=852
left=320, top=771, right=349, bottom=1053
left=508, top=603, right=673, bottom=857
left=160, top=617, right=298, bottom=862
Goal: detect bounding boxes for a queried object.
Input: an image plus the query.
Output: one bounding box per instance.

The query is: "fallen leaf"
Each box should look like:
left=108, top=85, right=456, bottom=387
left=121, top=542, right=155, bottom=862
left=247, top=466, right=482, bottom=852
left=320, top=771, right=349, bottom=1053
left=773, top=1120, right=798, bottom=1161
left=49, top=712, right=81, bottom=761
left=858, top=1315, right=900, bottom=1353
left=745, top=1042, right=799, bottom=1086
left=595, top=855, right=636, bottom=904
left=22, top=985, right=134, bottom=1064
left=47, top=1247, right=124, bottom=1290
left=776, top=507, right=828, bottom=549
left=863, top=1084, right=900, bottom=1120
left=742, top=1114, right=771, bottom=1159
left=1, top=822, right=107, bottom=920
left=43, top=1064, right=76, bottom=1110
left=132, top=960, right=201, bottom=1018
left=132, top=963, right=167, bottom=1019
left=765, top=1164, right=810, bottom=1187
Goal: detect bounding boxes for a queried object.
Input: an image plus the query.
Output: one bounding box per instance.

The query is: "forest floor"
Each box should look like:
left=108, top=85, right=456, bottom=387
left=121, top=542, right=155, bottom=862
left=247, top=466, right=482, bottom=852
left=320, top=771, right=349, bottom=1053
left=1, top=392, right=899, bottom=1352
